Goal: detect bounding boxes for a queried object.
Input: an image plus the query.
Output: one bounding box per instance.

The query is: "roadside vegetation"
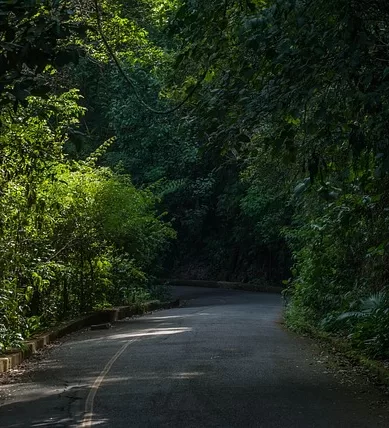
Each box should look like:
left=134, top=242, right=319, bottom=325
left=1, top=0, right=389, bottom=361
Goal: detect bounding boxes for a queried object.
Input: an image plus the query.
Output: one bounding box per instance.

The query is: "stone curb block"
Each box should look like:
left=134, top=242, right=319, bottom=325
left=162, top=279, right=283, bottom=294
left=0, top=299, right=179, bottom=374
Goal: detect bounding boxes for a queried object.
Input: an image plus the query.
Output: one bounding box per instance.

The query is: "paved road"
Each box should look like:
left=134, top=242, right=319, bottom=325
left=0, top=286, right=388, bottom=427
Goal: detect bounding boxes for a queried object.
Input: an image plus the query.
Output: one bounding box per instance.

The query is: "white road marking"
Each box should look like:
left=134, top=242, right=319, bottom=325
left=80, top=339, right=138, bottom=428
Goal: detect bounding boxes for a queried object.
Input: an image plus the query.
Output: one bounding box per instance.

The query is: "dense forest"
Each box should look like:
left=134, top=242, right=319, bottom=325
left=1, top=0, right=389, bottom=360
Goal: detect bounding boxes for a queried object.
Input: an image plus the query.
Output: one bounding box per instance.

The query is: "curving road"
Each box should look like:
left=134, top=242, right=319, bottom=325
left=0, top=286, right=388, bottom=427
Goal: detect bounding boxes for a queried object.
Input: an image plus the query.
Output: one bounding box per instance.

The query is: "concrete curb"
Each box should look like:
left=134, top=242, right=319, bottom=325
left=0, top=299, right=179, bottom=374
left=162, top=279, right=283, bottom=294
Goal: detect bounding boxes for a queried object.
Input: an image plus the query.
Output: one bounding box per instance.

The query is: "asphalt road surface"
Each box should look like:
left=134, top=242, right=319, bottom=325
left=0, top=286, right=388, bottom=428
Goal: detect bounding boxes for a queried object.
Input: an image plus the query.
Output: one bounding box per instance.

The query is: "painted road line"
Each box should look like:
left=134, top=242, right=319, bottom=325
left=80, top=338, right=138, bottom=428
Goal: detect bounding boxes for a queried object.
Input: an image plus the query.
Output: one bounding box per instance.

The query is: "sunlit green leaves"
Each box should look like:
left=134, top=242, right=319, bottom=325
left=0, top=87, right=175, bottom=351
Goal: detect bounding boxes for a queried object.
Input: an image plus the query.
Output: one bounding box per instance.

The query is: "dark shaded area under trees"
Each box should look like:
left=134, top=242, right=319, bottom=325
left=1, top=0, right=389, bottom=360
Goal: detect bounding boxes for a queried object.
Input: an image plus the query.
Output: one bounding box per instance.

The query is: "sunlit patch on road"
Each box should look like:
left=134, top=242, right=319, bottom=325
left=106, top=327, right=192, bottom=340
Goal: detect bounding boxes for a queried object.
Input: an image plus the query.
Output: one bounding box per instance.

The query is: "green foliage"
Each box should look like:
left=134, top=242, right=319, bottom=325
left=0, top=90, right=174, bottom=352
left=320, top=292, right=389, bottom=358
left=167, top=0, right=389, bottom=358
left=68, top=0, right=293, bottom=283
left=283, top=173, right=389, bottom=357
left=0, top=0, right=85, bottom=111
left=4, top=0, right=389, bottom=363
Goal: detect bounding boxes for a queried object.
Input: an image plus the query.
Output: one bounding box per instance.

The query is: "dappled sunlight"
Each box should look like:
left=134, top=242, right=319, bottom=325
left=89, top=420, right=109, bottom=427
left=0, top=386, right=87, bottom=427
left=0, top=385, right=63, bottom=405
left=107, top=327, right=192, bottom=340
left=172, top=371, right=204, bottom=380
left=79, top=412, right=109, bottom=428
left=146, top=315, right=188, bottom=320
left=31, top=416, right=103, bottom=428
left=98, top=371, right=205, bottom=383
left=65, top=328, right=191, bottom=347
left=144, top=313, right=210, bottom=321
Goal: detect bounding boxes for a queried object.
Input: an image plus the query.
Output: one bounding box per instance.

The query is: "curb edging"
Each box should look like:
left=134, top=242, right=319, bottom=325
left=0, top=299, right=179, bottom=374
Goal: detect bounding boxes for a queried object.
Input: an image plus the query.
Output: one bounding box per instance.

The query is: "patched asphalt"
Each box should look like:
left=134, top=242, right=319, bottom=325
left=0, top=286, right=388, bottom=427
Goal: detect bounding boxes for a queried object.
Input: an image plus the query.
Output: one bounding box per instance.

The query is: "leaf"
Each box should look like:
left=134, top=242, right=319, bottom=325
left=293, top=178, right=310, bottom=195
